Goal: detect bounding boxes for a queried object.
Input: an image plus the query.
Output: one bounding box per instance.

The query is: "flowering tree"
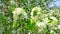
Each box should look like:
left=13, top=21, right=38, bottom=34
left=0, top=0, right=60, bottom=34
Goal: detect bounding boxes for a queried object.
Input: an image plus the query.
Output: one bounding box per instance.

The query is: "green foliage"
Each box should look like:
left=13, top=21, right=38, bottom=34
left=0, top=0, right=60, bottom=34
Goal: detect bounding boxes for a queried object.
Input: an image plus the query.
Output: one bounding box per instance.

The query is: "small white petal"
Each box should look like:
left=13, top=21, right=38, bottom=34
left=57, top=25, right=60, bottom=29
left=28, top=32, right=30, bottom=34
left=36, top=22, right=46, bottom=28
left=50, top=16, right=58, bottom=22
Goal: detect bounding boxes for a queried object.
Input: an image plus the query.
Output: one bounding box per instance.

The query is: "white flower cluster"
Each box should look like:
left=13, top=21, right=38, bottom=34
left=43, top=17, right=49, bottom=23
left=12, top=8, right=27, bottom=21
left=31, top=6, right=41, bottom=19
left=57, top=25, right=60, bottom=29
left=32, top=6, right=41, bottom=12
left=36, top=21, right=46, bottom=28
left=50, top=16, right=58, bottom=22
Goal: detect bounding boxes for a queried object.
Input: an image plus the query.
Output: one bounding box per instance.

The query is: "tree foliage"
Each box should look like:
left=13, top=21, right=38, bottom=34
left=0, top=0, right=60, bottom=34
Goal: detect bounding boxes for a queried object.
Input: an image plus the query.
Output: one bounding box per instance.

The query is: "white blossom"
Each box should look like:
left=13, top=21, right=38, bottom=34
left=12, top=8, right=27, bottom=21
left=28, top=32, right=30, bottom=34
left=12, top=8, right=22, bottom=16
left=31, top=6, right=41, bottom=15
left=47, top=10, right=54, bottom=16
left=50, top=16, right=58, bottom=22
left=57, top=25, right=60, bottom=29
left=22, top=12, right=27, bottom=18
left=32, top=6, right=41, bottom=12
left=31, top=6, right=41, bottom=19
left=36, top=22, right=46, bottom=28
left=50, top=30, right=54, bottom=33
left=38, top=28, right=43, bottom=32
left=43, top=17, right=49, bottom=23
left=11, top=30, right=16, bottom=34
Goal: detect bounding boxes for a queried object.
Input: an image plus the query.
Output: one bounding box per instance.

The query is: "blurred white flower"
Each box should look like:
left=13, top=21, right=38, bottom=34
left=12, top=8, right=27, bottom=21
left=31, top=6, right=41, bottom=19
left=12, top=8, right=22, bottom=16
left=54, top=27, right=57, bottom=30
left=36, top=22, right=46, bottom=28
left=28, top=32, right=30, bottom=34
left=50, top=30, right=54, bottom=34
left=50, top=30, right=57, bottom=34
left=12, top=30, right=16, bottom=34
left=57, top=25, right=60, bottom=29
left=22, top=12, right=27, bottom=18
left=10, top=0, right=15, bottom=5
left=32, top=6, right=41, bottom=12
left=12, top=8, right=22, bottom=21
left=38, top=28, right=44, bottom=32
left=43, top=17, right=49, bottom=23
left=50, top=16, right=58, bottom=22
left=31, top=6, right=41, bottom=16
left=48, top=10, right=54, bottom=16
